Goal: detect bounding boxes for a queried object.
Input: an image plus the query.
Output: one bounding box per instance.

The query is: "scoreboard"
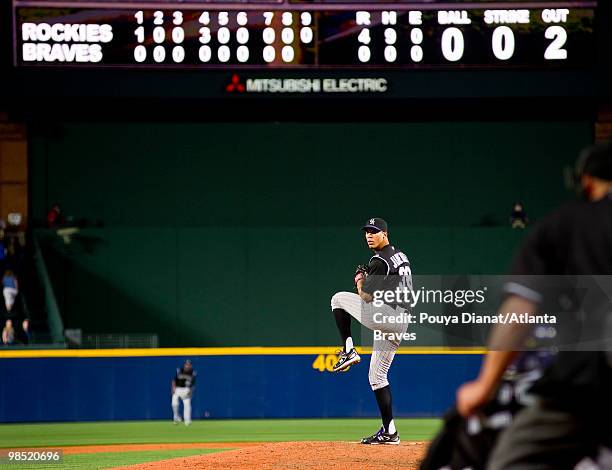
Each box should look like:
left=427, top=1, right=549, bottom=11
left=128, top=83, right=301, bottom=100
left=13, top=1, right=596, bottom=69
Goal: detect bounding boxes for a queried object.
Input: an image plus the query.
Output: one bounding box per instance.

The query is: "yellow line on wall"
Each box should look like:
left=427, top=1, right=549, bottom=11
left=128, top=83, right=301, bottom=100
left=0, top=346, right=486, bottom=358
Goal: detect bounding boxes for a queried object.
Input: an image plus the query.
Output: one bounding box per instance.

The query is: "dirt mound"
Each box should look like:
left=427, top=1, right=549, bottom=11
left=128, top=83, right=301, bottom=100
left=112, top=441, right=428, bottom=470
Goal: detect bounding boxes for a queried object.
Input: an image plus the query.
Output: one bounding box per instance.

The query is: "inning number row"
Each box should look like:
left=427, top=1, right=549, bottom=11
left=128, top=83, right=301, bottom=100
left=133, top=11, right=314, bottom=63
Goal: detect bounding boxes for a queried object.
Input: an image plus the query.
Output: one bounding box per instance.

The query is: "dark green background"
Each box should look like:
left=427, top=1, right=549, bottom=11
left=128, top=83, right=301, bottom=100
left=30, top=122, right=592, bottom=346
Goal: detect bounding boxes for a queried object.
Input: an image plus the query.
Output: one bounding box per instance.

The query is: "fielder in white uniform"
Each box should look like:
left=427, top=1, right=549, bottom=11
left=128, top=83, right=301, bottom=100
left=172, top=359, right=196, bottom=425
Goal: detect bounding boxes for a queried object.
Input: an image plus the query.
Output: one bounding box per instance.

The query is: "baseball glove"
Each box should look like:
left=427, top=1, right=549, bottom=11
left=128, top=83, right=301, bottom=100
left=354, top=264, right=369, bottom=286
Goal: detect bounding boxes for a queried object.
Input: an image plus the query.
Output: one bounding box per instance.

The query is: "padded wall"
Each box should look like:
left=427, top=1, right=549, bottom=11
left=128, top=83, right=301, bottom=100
left=0, top=353, right=483, bottom=422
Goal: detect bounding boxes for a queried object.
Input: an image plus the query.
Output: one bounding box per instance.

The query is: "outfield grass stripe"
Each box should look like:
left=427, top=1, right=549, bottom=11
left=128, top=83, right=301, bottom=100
left=0, top=419, right=442, bottom=448
left=0, top=346, right=485, bottom=358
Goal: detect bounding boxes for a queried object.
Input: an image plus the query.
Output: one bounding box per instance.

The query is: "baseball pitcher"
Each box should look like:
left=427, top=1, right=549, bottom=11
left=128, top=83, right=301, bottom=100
left=330, top=217, right=412, bottom=444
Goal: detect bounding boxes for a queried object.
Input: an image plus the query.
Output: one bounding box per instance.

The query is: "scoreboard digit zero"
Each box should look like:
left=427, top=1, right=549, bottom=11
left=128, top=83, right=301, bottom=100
left=13, top=1, right=596, bottom=69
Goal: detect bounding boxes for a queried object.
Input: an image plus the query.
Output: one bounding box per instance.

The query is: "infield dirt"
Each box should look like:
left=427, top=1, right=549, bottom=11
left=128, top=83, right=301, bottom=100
left=109, top=441, right=428, bottom=469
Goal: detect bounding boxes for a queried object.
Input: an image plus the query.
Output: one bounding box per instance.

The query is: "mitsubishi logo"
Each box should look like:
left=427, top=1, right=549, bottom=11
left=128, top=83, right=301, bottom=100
left=226, top=74, right=245, bottom=93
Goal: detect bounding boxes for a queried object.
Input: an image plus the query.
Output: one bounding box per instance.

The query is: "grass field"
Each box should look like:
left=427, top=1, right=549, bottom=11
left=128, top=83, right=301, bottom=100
left=0, top=419, right=441, bottom=469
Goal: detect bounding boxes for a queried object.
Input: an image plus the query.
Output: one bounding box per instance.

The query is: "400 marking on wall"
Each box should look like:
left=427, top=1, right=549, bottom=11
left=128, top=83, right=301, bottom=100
left=312, top=354, right=340, bottom=372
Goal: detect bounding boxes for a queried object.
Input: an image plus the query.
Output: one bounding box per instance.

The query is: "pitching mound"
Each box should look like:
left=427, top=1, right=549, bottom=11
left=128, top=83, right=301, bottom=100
left=113, top=441, right=428, bottom=469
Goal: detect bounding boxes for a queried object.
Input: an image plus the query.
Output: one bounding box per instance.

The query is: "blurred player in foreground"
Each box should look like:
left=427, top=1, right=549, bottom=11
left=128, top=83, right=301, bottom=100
left=172, top=359, right=196, bottom=426
left=455, top=141, right=612, bottom=469
left=331, top=218, right=412, bottom=445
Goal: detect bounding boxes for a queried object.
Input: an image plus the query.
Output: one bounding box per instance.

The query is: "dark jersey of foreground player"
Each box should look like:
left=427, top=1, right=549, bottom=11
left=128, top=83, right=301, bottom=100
left=505, top=192, right=612, bottom=405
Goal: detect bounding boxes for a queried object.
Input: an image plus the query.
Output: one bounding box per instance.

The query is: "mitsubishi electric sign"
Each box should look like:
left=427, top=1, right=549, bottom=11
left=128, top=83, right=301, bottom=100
left=226, top=74, right=388, bottom=94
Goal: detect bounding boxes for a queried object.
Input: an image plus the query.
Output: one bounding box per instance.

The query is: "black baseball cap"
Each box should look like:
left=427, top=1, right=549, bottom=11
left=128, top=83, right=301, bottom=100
left=576, top=140, right=612, bottom=181
left=362, top=218, right=388, bottom=233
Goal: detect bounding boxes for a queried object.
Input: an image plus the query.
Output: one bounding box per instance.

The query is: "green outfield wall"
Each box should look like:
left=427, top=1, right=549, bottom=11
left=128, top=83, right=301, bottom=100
left=29, top=122, right=592, bottom=346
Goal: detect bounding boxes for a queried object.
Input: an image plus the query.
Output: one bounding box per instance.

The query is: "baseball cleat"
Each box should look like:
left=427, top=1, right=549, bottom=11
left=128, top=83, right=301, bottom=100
left=332, top=348, right=361, bottom=372
left=361, top=426, right=400, bottom=445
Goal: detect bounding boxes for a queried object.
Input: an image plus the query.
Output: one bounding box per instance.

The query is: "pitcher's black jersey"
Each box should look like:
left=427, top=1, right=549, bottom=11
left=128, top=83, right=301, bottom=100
left=362, top=244, right=412, bottom=308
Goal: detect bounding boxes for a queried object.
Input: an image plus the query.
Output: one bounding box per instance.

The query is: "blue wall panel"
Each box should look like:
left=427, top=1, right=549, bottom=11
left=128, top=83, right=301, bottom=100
left=0, top=354, right=482, bottom=423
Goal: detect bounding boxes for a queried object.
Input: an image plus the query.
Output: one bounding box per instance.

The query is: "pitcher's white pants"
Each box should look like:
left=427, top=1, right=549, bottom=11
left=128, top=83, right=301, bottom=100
left=172, top=387, right=192, bottom=424
left=331, top=291, right=408, bottom=391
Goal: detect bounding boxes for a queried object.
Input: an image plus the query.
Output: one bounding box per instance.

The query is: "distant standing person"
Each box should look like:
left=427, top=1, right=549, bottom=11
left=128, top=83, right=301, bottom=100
left=509, top=202, right=528, bottom=229
left=2, top=319, right=14, bottom=345
left=172, top=359, right=196, bottom=426
left=46, top=203, right=65, bottom=228
left=2, top=270, right=18, bottom=313
left=21, top=318, right=30, bottom=345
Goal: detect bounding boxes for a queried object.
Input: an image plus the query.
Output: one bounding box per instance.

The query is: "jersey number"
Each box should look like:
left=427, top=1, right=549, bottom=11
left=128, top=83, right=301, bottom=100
left=398, top=266, right=412, bottom=291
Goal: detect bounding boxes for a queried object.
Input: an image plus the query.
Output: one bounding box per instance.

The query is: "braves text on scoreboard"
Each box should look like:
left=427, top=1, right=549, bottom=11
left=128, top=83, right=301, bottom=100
left=13, top=1, right=596, bottom=68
